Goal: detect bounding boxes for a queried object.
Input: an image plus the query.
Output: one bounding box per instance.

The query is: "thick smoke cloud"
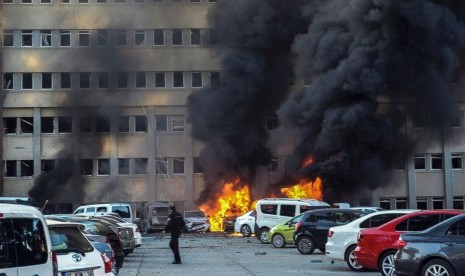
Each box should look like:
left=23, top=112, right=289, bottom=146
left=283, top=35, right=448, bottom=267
left=188, top=0, right=465, bottom=204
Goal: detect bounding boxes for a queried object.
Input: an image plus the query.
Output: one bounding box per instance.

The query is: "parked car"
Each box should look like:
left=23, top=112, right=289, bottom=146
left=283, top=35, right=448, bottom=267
left=268, top=213, right=304, bottom=248
left=145, top=201, right=171, bottom=233
left=73, top=203, right=134, bottom=223
left=47, top=219, right=114, bottom=275
left=92, top=241, right=117, bottom=275
left=350, top=206, right=385, bottom=215
left=355, top=209, right=464, bottom=276
left=93, top=214, right=142, bottom=248
left=394, top=213, right=465, bottom=276
left=293, top=208, right=364, bottom=254
left=255, top=198, right=331, bottom=243
left=325, top=209, right=418, bottom=271
left=234, top=210, right=256, bottom=237
left=184, top=210, right=210, bottom=232
left=0, top=203, right=57, bottom=276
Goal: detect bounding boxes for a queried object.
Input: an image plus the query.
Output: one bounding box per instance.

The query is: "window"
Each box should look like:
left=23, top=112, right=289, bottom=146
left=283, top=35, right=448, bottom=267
left=172, top=29, right=182, bottom=45
left=5, top=160, right=17, bottom=177
left=61, top=0, right=70, bottom=3
left=118, top=116, right=130, bottom=132
left=155, top=158, right=168, bottom=174
left=135, top=30, right=146, bottom=46
left=453, top=197, right=464, bottom=210
left=20, top=160, right=34, bottom=176
left=192, top=72, right=202, bottom=88
left=135, top=72, right=146, bottom=88
left=79, top=117, right=93, bottom=133
left=97, top=159, right=110, bottom=175
left=155, top=72, right=165, bottom=88
left=268, top=158, right=278, bottom=172
left=193, top=157, right=203, bottom=174
left=60, top=30, right=71, bottom=47
left=4, top=118, right=16, bottom=134
left=279, top=204, right=295, bottom=217
left=396, top=215, right=441, bottom=232
left=118, top=158, right=130, bottom=175
left=116, top=30, right=127, bottom=46
left=22, top=73, right=33, bottom=90
left=20, top=117, right=33, bottom=134
left=41, top=117, right=54, bottom=134
left=156, top=115, right=167, bottom=132
left=3, top=30, right=13, bottom=47
left=210, top=72, right=220, bottom=87
left=78, top=30, right=90, bottom=47
left=190, top=29, right=201, bottom=45
left=60, top=73, right=71, bottom=89
left=22, top=0, right=32, bottom=3
left=379, top=199, right=391, bottom=210
left=451, top=154, right=463, bottom=170
left=416, top=198, right=427, bottom=210
left=154, top=29, right=164, bottom=46
left=432, top=198, right=444, bottom=209
left=414, top=154, right=426, bottom=170
left=3, top=0, right=13, bottom=3
left=3, top=73, right=13, bottom=90
left=260, top=204, right=277, bottom=215
left=266, top=116, right=279, bottom=130
left=98, top=72, right=109, bottom=89
left=117, top=72, right=128, bottom=88
left=78, top=0, right=89, bottom=3
left=359, top=213, right=399, bottom=228
left=58, top=117, right=72, bottom=133
left=80, top=159, right=93, bottom=175
left=22, top=30, right=33, bottom=47
left=431, top=154, right=443, bottom=170
left=173, top=72, right=184, bottom=87
left=41, top=73, right=52, bottom=90
left=95, top=116, right=110, bottom=133
left=135, top=116, right=147, bottom=132
left=97, top=30, right=108, bottom=46
left=134, top=158, right=147, bottom=174
left=41, top=160, right=55, bottom=172
left=171, top=117, right=184, bottom=132
left=396, top=198, right=407, bottom=209
left=173, top=158, right=185, bottom=174
left=80, top=72, right=91, bottom=89
left=447, top=220, right=465, bottom=236
left=97, top=0, right=106, bottom=3
left=40, top=30, right=51, bottom=47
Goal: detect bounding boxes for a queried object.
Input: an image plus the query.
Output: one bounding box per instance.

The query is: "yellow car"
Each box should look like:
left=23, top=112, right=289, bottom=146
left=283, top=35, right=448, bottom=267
left=268, top=213, right=304, bottom=248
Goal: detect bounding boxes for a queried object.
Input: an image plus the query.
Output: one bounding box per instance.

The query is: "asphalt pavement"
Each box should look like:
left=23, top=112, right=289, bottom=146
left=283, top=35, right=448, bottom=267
left=119, top=232, right=380, bottom=276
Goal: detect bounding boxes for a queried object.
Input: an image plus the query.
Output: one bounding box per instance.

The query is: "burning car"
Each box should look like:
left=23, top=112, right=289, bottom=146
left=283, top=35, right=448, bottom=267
left=183, top=210, right=210, bottom=232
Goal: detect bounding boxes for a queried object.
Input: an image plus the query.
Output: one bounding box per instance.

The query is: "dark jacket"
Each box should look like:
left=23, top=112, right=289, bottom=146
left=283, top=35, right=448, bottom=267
left=165, top=211, right=185, bottom=235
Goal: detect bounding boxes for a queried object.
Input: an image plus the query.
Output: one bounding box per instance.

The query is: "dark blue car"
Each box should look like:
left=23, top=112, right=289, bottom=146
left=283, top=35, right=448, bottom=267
left=394, top=213, right=465, bottom=276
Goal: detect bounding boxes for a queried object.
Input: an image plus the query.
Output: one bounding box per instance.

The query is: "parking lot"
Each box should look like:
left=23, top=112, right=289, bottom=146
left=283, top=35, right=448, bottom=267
left=120, top=232, right=379, bottom=275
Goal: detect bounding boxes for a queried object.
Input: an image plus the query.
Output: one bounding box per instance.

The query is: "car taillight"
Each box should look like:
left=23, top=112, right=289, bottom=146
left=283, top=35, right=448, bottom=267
left=52, top=251, right=59, bottom=276
left=357, top=232, right=363, bottom=242
left=101, top=253, right=113, bottom=273
left=295, top=221, right=301, bottom=231
left=397, top=237, right=407, bottom=249
left=327, top=230, right=334, bottom=238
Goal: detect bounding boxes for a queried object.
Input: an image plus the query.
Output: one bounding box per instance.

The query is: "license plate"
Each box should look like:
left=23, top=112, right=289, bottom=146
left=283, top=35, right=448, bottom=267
left=62, top=270, right=94, bottom=276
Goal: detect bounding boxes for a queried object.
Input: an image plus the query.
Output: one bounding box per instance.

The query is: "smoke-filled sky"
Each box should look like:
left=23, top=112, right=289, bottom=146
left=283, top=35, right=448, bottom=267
left=187, top=0, right=465, bottom=203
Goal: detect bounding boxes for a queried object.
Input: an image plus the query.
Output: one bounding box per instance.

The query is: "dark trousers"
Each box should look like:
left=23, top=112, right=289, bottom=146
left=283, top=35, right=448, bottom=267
left=170, top=233, right=181, bottom=262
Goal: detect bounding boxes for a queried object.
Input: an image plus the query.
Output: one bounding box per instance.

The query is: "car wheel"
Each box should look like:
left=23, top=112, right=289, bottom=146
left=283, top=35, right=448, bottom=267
left=379, top=250, right=396, bottom=276
left=259, top=228, right=270, bottom=244
left=345, top=245, right=366, bottom=272
left=421, top=259, right=455, bottom=276
left=296, top=236, right=315, bottom=255
left=271, top=234, right=286, bottom=248
left=240, top=224, right=252, bottom=237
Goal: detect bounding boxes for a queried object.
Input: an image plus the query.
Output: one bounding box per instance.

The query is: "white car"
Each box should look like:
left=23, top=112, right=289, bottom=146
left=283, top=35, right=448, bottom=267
left=349, top=206, right=385, bottom=215
left=47, top=219, right=115, bottom=276
left=234, top=210, right=256, bottom=237
left=325, top=209, right=419, bottom=271
left=184, top=210, right=210, bottom=232
left=94, top=214, right=142, bottom=247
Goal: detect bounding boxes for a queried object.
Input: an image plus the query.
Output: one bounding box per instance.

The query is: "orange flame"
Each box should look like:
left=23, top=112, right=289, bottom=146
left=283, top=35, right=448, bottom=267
left=280, top=177, right=323, bottom=200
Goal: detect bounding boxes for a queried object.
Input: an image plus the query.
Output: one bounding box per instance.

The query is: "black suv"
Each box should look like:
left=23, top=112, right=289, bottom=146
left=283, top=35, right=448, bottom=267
left=293, top=208, right=364, bottom=254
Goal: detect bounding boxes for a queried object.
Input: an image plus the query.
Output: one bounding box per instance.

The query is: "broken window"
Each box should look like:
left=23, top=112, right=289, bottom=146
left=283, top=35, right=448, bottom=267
left=3, top=73, right=13, bottom=90
left=41, top=30, right=51, bottom=46
left=20, top=160, right=34, bottom=177
left=41, top=160, right=55, bottom=172
left=135, top=72, right=146, bottom=88
left=134, top=158, right=147, bottom=174
left=116, top=30, right=127, bottom=46
left=98, top=72, right=109, bottom=89
left=61, top=72, right=71, bottom=89
left=171, top=117, right=184, bottom=132
left=154, top=29, right=164, bottom=46
left=191, top=72, right=202, bottom=88
left=97, top=30, right=108, bottom=46
left=117, top=72, right=128, bottom=88
left=173, top=72, right=184, bottom=88
left=135, top=30, right=145, bottom=46
left=190, top=29, right=201, bottom=45
left=135, top=116, right=147, bottom=132
left=80, top=159, right=93, bottom=175
left=97, top=159, right=110, bottom=175
left=60, top=30, right=71, bottom=46
left=155, top=115, right=167, bottom=132
left=155, top=158, right=167, bottom=175
left=3, top=30, right=14, bottom=47
left=4, top=118, right=17, bottom=135
left=78, top=30, right=90, bottom=47
left=20, top=117, right=33, bottom=134
left=210, top=72, right=220, bottom=87
left=173, top=158, right=185, bottom=174
left=22, top=30, right=33, bottom=47
left=118, top=116, right=130, bottom=133
left=42, top=73, right=52, bottom=89
left=79, top=116, right=93, bottom=133
left=58, top=116, right=72, bottom=133
left=96, top=116, right=110, bottom=133
left=5, top=160, right=17, bottom=177
left=80, top=72, right=91, bottom=89
left=431, top=154, right=443, bottom=170
left=41, top=117, right=54, bottom=134
left=172, top=29, right=182, bottom=46
left=118, top=158, right=130, bottom=175
left=193, top=157, right=203, bottom=174
left=155, top=72, right=165, bottom=88
left=22, top=73, right=33, bottom=89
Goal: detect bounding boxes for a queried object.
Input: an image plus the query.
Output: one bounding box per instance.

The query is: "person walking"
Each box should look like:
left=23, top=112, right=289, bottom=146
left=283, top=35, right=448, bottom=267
left=165, top=204, right=185, bottom=264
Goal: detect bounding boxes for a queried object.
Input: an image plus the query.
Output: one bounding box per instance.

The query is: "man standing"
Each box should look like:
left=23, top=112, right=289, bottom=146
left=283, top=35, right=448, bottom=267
left=165, top=205, right=185, bottom=264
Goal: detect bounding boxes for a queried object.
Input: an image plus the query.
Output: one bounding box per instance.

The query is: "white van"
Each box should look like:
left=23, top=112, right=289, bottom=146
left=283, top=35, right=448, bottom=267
left=0, top=203, right=57, bottom=276
left=255, top=198, right=331, bottom=243
left=73, top=203, right=133, bottom=223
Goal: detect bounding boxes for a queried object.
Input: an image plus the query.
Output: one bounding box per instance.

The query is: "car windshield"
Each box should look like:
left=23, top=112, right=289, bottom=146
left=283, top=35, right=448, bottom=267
left=50, top=226, right=94, bottom=253
left=185, top=211, right=206, bottom=218
left=111, top=206, right=130, bottom=219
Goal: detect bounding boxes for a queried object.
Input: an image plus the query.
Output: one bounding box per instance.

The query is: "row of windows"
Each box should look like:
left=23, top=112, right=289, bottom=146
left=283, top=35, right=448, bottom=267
left=2, top=0, right=216, bottom=4
left=2, top=71, right=220, bottom=90
left=413, top=113, right=464, bottom=128
left=380, top=197, right=465, bottom=210
left=4, top=157, right=187, bottom=176
left=3, top=115, right=185, bottom=135
left=413, top=153, right=464, bottom=170
left=3, top=29, right=209, bottom=48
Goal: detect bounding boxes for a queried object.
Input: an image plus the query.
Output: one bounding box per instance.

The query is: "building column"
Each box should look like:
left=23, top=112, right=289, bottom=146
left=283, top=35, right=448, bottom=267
left=33, top=107, right=41, bottom=176
left=184, top=119, right=194, bottom=210
left=442, top=130, right=454, bottom=209
left=407, top=153, right=417, bottom=209
left=147, top=107, right=156, bottom=203
left=110, top=114, right=118, bottom=201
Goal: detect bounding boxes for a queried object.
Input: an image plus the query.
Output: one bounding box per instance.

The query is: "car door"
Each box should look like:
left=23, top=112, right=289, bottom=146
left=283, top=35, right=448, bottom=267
left=0, top=219, right=18, bottom=276
left=441, top=218, right=465, bottom=269
left=311, top=211, right=335, bottom=248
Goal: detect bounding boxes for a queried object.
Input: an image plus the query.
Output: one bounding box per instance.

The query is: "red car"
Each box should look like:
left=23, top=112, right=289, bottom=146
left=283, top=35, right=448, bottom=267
left=354, top=209, right=464, bottom=276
